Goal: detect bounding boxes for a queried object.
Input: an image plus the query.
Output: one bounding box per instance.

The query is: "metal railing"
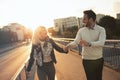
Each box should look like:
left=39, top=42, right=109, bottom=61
left=53, top=38, right=120, bottom=72
left=103, top=40, right=120, bottom=71
left=12, top=58, right=29, bottom=80
left=9, top=42, right=30, bottom=80
left=14, top=38, right=120, bottom=80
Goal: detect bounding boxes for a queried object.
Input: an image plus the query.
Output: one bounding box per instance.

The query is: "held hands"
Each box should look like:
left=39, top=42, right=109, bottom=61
left=63, top=40, right=91, bottom=53
left=64, top=46, right=69, bottom=52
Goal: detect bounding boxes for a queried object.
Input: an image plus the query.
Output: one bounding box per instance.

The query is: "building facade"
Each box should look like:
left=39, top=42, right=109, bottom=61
left=2, top=23, right=26, bottom=41
left=96, top=14, right=105, bottom=23
left=117, top=13, right=120, bottom=19
left=54, top=16, right=81, bottom=34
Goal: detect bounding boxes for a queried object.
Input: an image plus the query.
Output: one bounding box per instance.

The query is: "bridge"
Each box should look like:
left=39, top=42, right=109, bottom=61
left=0, top=38, right=120, bottom=80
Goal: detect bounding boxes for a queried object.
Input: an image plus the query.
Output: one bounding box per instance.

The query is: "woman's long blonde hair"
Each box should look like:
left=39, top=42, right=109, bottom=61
left=32, top=26, right=48, bottom=45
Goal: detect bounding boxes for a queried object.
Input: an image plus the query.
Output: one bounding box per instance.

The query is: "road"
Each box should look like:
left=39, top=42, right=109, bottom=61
left=0, top=44, right=31, bottom=80
left=0, top=43, right=120, bottom=80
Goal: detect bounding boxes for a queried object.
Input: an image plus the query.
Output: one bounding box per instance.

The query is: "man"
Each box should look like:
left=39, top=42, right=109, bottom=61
left=65, top=10, right=106, bottom=80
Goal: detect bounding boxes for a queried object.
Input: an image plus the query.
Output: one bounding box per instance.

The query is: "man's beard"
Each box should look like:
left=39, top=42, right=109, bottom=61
left=86, top=24, right=90, bottom=27
left=84, top=22, right=91, bottom=27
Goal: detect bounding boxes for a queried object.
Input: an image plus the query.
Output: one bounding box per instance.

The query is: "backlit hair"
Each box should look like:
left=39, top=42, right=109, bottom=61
left=32, top=26, right=47, bottom=45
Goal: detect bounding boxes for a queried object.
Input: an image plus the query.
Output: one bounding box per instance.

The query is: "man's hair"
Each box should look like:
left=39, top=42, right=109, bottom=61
left=83, top=10, right=96, bottom=21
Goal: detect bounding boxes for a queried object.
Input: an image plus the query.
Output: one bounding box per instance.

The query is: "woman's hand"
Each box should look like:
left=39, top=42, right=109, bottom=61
left=63, top=46, right=69, bottom=53
left=26, top=71, right=31, bottom=78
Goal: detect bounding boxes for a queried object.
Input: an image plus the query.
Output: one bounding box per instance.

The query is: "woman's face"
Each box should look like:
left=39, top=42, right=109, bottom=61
left=39, top=28, right=48, bottom=40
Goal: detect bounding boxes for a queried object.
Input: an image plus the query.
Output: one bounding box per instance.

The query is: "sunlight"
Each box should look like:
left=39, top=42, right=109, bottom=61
left=0, top=0, right=120, bottom=29
left=21, top=20, right=52, bottom=33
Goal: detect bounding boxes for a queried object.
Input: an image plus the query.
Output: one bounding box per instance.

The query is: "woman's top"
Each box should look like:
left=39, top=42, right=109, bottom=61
left=26, top=38, right=68, bottom=71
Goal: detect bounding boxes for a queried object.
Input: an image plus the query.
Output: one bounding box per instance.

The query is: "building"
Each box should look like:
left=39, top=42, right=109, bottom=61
left=2, top=23, right=26, bottom=41
left=54, top=16, right=81, bottom=34
left=96, top=14, right=105, bottom=23
left=77, top=17, right=83, bottom=29
left=117, top=13, right=120, bottom=19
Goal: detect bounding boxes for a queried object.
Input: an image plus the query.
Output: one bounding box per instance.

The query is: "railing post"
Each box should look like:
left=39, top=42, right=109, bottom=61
left=114, top=42, right=116, bottom=48
left=18, top=74, right=22, bottom=80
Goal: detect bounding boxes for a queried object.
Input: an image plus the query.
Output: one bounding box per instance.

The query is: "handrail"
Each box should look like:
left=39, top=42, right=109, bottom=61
left=53, top=38, right=120, bottom=71
left=11, top=56, right=29, bottom=80
left=53, top=37, right=120, bottom=43
left=105, top=40, right=120, bottom=42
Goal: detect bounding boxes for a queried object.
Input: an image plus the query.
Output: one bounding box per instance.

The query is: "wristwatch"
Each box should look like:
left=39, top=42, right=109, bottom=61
left=88, top=42, right=91, bottom=47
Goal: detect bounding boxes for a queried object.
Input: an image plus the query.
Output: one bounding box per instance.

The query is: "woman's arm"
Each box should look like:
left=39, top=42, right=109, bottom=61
left=50, top=39, right=68, bottom=53
left=26, top=45, right=35, bottom=71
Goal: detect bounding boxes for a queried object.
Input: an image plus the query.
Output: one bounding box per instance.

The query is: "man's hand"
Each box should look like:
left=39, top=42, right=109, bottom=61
left=79, top=40, right=89, bottom=46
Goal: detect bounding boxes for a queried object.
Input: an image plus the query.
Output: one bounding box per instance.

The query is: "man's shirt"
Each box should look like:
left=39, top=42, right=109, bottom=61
left=68, top=24, right=106, bottom=60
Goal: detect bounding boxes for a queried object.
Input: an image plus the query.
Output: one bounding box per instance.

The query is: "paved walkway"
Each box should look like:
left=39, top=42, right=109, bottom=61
left=28, top=50, right=120, bottom=80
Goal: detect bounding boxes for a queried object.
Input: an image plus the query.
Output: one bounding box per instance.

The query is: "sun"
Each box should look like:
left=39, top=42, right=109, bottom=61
left=22, top=19, right=53, bottom=33
left=25, top=24, right=51, bottom=33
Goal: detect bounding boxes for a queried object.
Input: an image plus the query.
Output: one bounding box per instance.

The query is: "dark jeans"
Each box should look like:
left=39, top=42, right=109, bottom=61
left=83, top=58, right=104, bottom=80
left=37, top=62, right=55, bottom=80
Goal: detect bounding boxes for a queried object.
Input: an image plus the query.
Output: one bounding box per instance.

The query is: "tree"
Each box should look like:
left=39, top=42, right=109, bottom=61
left=98, top=15, right=116, bottom=39
left=63, top=26, right=78, bottom=38
left=48, top=27, right=58, bottom=36
left=116, top=19, right=120, bottom=39
left=0, top=31, right=13, bottom=44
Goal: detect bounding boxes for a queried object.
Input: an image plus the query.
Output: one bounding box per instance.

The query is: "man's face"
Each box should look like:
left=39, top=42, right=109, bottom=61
left=82, top=14, right=91, bottom=27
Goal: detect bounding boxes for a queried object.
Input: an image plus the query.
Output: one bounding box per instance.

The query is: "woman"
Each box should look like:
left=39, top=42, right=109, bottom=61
left=26, top=26, right=68, bottom=80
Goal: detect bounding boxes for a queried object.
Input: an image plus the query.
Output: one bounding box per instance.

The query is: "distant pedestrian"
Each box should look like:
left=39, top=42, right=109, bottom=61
left=26, top=26, right=68, bottom=80
left=64, top=10, right=106, bottom=80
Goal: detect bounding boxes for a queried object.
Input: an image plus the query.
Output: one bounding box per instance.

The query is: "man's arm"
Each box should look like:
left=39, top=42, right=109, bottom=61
left=79, top=27, right=106, bottom=47
left=65, top=29, right=82, bottom=50
left=68, top=29, right=81, bottom=48
left=90, top=27, right=106, bottom=47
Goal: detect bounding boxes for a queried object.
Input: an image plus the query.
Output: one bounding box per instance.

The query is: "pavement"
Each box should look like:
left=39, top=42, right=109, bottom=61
left=70, top=50, right=120, bottom=80
left=0, top=41, right=27, bottom=54
left=28, top=50, right=120, bottom=80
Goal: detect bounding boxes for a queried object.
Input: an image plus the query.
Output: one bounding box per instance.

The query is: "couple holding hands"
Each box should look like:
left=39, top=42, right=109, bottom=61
left=26, top=10, right=106, bottom=80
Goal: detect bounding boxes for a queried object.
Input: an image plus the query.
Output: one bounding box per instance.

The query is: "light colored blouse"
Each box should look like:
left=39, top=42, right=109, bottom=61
left=40, top=41, right=53, bottom=62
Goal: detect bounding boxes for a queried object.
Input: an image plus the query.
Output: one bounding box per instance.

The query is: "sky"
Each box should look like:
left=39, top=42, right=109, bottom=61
left=0, top=0, right=120, bottom=29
